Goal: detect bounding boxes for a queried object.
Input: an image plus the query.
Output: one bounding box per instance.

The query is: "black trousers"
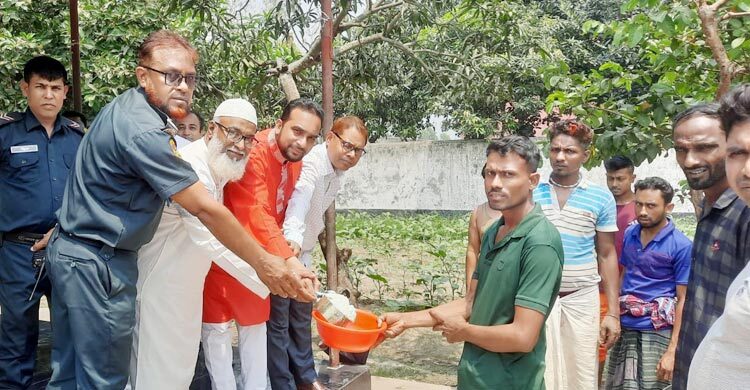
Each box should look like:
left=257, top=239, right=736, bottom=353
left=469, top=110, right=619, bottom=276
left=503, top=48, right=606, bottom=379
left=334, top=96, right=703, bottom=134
left=267, top=294, right=316, bottom=390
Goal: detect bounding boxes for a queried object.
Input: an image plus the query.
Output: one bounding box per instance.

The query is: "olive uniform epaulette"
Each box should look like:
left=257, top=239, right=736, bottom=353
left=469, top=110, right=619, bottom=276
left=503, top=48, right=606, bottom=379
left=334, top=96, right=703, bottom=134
left=0, top=112, right=23, bottom=128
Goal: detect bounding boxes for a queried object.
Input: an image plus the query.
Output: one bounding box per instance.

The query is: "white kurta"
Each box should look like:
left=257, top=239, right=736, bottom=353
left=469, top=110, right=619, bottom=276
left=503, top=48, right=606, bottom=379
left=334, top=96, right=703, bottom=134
left=129, top=139, right=269, bottom=390
left=687, top=260, right=750, bottom=389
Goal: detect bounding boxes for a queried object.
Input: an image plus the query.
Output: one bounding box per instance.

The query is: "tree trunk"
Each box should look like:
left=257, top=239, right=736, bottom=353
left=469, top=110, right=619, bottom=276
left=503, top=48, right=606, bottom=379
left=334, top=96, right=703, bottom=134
left=277, top=58, right=300, bottom=101
left=318, top=229, right=360, bottom=304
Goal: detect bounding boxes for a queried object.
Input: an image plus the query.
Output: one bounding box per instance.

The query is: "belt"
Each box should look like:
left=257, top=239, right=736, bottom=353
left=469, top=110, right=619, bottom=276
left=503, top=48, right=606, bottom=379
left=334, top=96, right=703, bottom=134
left=56, top=228, right=136, bottom=256
left=559, top=289, right=579, bottom=298
left=1, top=231, right=45, bottom=245
left=58, top=228, right=105, bottom=248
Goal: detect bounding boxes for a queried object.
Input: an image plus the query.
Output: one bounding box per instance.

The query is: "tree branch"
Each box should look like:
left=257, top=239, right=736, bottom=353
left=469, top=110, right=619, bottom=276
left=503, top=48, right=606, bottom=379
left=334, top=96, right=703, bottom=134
left=288, top=37, right=323, bottom=74
left=338, top=22, right=365, bottom=29
left=710, top=0, right=731, bottom=11
left=339, top=1, right=403, bottom=32
left=332, top=0, right=353, bottom=34
left=696, top=2, right=737, bottom=98
left=382, top=37, right=432, bottom=75
left=335, top=33, right=385, bottom=57
left=372, top=1, right=404, bottom=13
left=721, top=11, right=750, bottom=21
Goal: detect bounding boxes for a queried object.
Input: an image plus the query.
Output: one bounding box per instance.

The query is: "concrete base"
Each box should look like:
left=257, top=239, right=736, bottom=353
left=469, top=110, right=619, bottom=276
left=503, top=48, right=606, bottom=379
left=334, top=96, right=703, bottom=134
left=316, top=361, right=371, bottom=390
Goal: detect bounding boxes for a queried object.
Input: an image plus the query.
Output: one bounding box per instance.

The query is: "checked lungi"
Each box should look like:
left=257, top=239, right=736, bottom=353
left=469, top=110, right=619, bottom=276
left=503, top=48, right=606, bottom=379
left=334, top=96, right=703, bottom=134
left=603, top=329, right=672, bottom=390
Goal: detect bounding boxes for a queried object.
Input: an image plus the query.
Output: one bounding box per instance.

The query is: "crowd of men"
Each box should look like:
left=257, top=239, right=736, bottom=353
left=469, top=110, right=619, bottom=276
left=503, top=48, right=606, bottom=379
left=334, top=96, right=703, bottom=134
left=379, top=73, right=750, bottom=390
left=1, top=29, right=749, bottom=390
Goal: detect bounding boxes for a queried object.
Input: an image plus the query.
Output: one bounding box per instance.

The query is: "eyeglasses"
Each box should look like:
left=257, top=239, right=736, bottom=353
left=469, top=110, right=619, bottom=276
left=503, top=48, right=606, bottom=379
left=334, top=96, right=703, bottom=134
left=214, top=121, right=257, bottom=145
left=142, top=65, right=199, bottom=88
left=332, top=131, right=366, bottom=156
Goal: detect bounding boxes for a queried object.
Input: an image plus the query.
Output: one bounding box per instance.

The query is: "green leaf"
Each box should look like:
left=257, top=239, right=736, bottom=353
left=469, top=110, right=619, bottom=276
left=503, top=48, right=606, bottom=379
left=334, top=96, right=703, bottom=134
left=627, top=25, right=646, bottom=48
left=636, top=114, right=651, bottom=127
left=599, top=62, right=623, bottom=73
left=650, top=83, right=672, bottom=94
left=367, top=274, right=388, bottom=284
left=731, top=37, right=746, bottom=49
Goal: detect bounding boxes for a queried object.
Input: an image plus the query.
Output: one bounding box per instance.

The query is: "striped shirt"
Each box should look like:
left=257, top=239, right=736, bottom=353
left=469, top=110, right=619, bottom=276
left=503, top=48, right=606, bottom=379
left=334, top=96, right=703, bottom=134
left=533, top=179, right=618, bottom=292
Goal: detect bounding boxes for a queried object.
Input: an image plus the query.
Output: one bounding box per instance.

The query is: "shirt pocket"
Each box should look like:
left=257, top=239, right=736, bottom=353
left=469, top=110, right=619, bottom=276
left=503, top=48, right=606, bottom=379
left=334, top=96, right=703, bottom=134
left=8, top=152, right=41, bottom=183
left=640, top=252, right=674, bottom=280
left=63, top=153, right=74, bottom=169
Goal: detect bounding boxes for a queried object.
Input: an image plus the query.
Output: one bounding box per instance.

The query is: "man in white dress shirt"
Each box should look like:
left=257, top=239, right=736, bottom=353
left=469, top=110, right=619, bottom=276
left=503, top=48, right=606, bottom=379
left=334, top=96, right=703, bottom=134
left=278, top=116, right=368, bottom=390
left=129, top=98, right=269, bottom=389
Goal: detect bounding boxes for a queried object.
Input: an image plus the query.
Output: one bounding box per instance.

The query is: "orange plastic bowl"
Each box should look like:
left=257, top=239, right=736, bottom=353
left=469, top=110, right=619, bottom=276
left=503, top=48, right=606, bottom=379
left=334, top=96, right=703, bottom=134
left=313, top=308, right=386, bottom=353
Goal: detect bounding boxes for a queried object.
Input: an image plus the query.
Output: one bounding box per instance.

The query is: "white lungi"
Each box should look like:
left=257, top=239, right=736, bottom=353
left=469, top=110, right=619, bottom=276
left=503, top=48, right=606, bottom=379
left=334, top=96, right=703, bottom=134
left=544, top=285, right=600, bottom=390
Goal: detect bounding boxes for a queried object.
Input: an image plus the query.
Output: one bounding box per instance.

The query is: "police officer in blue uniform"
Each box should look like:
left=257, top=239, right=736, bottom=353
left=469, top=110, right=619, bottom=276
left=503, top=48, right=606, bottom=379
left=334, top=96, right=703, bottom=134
left=38, top=30, right=316, bottom=390
left=0, top=56, right=83, bottom=389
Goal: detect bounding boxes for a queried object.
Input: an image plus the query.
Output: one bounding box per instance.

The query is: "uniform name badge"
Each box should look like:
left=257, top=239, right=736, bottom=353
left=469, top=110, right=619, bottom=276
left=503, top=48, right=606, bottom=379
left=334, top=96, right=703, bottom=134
left=10, top=145, right=38, bottom=154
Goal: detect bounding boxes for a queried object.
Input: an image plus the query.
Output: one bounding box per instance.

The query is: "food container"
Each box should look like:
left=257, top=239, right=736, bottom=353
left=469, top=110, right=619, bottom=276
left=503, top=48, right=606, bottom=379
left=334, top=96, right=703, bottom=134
left=313, top=309, right=386, bottom=353
left=314, top=291, right=357, bottom=325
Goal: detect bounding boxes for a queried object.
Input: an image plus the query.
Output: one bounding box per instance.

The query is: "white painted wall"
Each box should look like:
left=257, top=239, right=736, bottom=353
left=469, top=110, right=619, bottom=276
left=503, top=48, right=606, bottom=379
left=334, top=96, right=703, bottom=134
left=336, top=139, right=695, bottom=214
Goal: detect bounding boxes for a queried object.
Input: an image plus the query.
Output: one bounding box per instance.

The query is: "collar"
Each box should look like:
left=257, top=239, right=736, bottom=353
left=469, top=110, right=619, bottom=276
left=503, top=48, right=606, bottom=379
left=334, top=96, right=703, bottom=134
left=630, top=219, right=675, bottom=243
left=543, top=175, right=591, bottom=190
left=135, top=87, right=176, bottom=133
left=318, top=144, right=343, bottom=177
left=267, top=127, right=287, bottom=164
left=712, top=187, right=739, bottom=210
left=24, top=108, right=62, bottom=134
left=699, top=187, right=739, bottom=220
left=487, top=203, right=545, bottom=248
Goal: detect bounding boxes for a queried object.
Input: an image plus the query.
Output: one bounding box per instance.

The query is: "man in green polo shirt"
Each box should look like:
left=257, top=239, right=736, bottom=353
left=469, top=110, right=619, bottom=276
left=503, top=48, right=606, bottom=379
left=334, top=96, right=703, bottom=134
left=381, top=136, right=563, bottom=389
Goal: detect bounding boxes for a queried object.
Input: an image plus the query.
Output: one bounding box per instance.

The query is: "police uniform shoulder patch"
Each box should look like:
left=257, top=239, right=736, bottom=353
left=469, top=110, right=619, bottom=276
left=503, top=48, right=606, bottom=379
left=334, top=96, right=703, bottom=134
left=0, top=112, right=23, bottom=128
left=62, top=116, right=85, bottom=134
left=169, top=136, right=182, bottom=159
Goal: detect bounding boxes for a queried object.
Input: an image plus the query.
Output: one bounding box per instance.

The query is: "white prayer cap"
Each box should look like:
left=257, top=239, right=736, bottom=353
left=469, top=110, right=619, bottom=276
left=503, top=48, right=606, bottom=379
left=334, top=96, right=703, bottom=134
left=213, top=98, right=257, bottom=125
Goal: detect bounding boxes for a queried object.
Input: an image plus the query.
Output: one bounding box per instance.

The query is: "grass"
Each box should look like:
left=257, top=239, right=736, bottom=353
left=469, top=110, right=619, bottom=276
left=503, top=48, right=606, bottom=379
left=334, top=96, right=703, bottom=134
left=314, top=211, right=698, bottom=307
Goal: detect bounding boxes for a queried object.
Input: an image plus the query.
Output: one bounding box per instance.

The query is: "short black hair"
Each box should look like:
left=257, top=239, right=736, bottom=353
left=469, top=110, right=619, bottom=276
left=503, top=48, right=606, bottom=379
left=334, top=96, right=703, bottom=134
left=672, top=103, right=721, bottom=132
left=24, top=55, right=68, bottom=84
left=604, top=155, right=634, bottom=173
left=191, top=111, right=205, bottom=131
left=62, top=110, right=87, bottom=127
left=484, top=135, right=541, bottom=174
left=718, top=83, right=750, bottom=137
left=634, top=176, right=674, bottom=203
left=280, top=97, right=323, bottom=123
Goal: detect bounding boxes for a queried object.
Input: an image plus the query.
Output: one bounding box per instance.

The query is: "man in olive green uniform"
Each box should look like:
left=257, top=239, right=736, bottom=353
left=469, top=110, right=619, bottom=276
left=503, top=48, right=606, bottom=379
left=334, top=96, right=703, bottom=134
left=382, top=136, right=563, bottom=390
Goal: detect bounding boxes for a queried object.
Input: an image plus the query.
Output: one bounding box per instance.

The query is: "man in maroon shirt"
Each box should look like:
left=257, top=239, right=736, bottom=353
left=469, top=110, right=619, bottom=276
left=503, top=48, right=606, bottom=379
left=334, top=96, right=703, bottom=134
left=606, top=156, right=639, bottom=258
left=598, top=156, right=638, bottom=380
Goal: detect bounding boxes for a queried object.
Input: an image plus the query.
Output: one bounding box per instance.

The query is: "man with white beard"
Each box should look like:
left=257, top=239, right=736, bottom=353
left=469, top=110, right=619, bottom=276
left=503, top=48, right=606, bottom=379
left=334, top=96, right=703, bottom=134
left=128, top=98, right=269, bottom=389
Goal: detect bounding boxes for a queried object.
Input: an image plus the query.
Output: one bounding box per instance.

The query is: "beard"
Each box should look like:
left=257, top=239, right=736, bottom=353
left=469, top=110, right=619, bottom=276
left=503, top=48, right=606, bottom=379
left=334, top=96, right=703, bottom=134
left=684, top=162, right=726, bottom=190
left=639, top=214, right=666, bottom=229
left=281, top=146, right=305, bottom=162
left=144, top=84, right=189, bottom=120
left=207, top=136, right=248, bottom=184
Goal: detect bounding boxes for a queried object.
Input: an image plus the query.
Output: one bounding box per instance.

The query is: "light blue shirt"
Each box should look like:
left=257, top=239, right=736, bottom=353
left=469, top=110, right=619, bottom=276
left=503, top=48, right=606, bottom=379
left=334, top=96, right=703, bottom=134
left=533, top=179, right=617, bottom=292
